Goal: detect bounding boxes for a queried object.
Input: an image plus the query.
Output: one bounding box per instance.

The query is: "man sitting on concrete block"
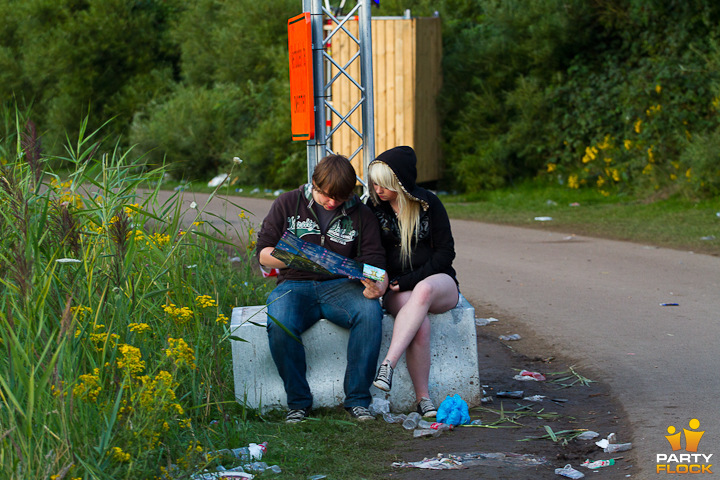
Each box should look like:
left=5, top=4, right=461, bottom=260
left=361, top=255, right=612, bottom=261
left=256, top=155, right=388, bottom=424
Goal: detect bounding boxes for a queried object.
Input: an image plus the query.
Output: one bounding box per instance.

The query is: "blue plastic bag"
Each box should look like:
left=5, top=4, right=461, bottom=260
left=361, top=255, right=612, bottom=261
left=436, top=394, right=471, bottom=426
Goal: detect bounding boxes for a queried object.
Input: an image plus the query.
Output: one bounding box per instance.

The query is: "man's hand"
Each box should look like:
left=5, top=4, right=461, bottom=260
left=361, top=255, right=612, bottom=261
left=258, top=246, right=287, bottom=270
left=361, top=274, right=388, bottom=299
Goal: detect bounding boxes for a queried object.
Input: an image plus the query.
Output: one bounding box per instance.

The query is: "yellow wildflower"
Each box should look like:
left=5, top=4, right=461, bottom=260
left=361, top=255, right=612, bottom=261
left=643, top=164, right=653, bottom=175
left=71, top=305, right=93, bottom=320
left=582, top=146, right=598, bottom=164
left=634, top=119, right=642, bottom=134
left=655, top=84, right=662, bottom=94
left=111, top=447, right=131, bottom=463
left=124, top=203, right=140, bottom=216
left=195, top=295, right=217, bottom=309
left=129, top=323, right=151, bottom=334
left=73, top=368, right=102, bottom=402
left=598, top=135, right=612, bottom=150
left=568, top=174, right=579, bottom=189
left=546, top=163, right=557, bottom=173
left=165, top=337, right=197, bottom=369
left=597, top=176, right=605, bottom=187
left=647, top=146, right=655, bottom=163
left=624, top=139, right=632, bottom=150
left=162, top=303, right=194, bottom=323
left=147, top=232, right=171, bottom=247
left=216, top=313, right=229, bottom=325
left=645, top=104, right=661, bottom=116
left=117, top=344, right=146, bottom=376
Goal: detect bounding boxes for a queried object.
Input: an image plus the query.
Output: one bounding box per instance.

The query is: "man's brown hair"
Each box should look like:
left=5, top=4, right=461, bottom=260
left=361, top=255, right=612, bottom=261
left=312, top=154, right=356, bottom=200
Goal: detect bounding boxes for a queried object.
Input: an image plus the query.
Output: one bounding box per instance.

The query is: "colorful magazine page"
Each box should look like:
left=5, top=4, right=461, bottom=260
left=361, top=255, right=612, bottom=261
left=271, top=231, right=386, bottom=281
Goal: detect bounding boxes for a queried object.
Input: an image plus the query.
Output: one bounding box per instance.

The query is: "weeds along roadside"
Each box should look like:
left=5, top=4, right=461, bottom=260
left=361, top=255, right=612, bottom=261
left=0, top=118, right=274, bottom=479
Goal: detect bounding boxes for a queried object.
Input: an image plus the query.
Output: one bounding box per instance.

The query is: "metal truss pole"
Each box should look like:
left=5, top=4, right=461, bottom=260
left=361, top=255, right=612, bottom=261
left=303, top=0, right=375, bottom=193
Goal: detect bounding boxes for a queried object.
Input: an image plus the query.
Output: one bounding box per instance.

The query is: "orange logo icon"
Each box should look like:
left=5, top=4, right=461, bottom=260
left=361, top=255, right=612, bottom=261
left=665, top=419, right=705, bottom=452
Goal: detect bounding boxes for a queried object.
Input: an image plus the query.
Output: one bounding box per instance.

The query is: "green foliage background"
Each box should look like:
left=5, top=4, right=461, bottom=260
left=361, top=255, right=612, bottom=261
left=1, top=0, right=719, bottom=197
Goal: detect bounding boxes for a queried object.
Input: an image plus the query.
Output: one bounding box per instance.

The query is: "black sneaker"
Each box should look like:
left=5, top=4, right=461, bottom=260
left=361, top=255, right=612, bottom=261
left=346, top=406, right=376, bottom=421
left=286, top=408, right=310, bottom=424
left=372, top=363, right=393, bottom=391
left=417, top=397, right=437, bottom=418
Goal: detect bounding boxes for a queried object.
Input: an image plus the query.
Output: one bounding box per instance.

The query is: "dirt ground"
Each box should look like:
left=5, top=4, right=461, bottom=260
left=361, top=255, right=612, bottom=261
left=381, top=307, right=637, bottom=479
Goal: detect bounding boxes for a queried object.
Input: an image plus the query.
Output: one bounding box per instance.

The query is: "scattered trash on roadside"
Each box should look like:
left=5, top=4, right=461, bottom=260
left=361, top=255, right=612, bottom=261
left=308, top=475, right=327, bottom=480
left=235, top=188, right=244, bottom=193
left=392, top=455, right=463, bottom=470
left=273, top=189, right=285, bottom=196
left=576, top=431, right=600, bottom=440
left=393, top=452, right=547, bottom=470
left=569, top=202, right=580, bottom=207
left=514, top=370, right=546, bottom=381
left=413, top=422, right=453, bottom=438
left=206, top=442, right=268, bottom=463
left=470, top=419, right=483, bottom=425
left=660, top=302, right=679, bottom=306
left=260, top=267, right=279, bottom=278
left=700, top=235, right=716, bottom=241
left=546, top=199, right=558, bottom=206
left=555, top=463, right=585, bottom=478
left=369, top=397, right=390, bottom=416
left=475, top=317, right=499, bottom=326
left=596, top=433, right=633, bottom=453
left=402, top=412, right=422, bottom=430
left=208, top=174, right=229, bottom=187
left=605, top=442, right=633, bottom=453
left=534, top=216, right=553, bottom=221
left=499, top=334, right=522, bottom=341
left=229, top=257, right=242, bottom=263
left=497, top=390, right=524, bottom=398
left=191, top=467, right=254, bottom=479
left=523, top=395, right=547, bottom=402
left=437, top=394, right=471, bottom=426
left=251, top=188, right=260, bottom=194
left=382, top=412, right=407, bottom=424
left=581, top=458, right=615, bottom=469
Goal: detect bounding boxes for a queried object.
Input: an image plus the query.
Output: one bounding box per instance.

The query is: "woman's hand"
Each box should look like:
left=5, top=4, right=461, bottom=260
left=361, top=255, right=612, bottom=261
left=361, top=274, right=388, bottom=299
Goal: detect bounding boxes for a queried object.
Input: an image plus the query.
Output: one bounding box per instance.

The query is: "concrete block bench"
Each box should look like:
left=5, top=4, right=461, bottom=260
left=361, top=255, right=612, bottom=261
left=230, top=294, right=481, bottom=413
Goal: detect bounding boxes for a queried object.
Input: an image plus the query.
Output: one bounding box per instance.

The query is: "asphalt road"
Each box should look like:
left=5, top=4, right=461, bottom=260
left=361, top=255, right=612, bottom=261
left=158, top=189, right=720, bottom=477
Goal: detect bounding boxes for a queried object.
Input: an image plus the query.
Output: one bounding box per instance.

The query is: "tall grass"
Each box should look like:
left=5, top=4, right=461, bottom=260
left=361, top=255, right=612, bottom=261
left=0, top=116, right=271, bottom=479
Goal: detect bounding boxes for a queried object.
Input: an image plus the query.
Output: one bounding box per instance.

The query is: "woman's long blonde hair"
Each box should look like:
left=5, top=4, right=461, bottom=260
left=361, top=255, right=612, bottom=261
left=368, top=162, right=421, bottom=268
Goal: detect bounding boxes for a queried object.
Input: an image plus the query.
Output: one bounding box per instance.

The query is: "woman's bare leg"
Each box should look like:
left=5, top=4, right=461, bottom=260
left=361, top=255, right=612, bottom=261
left=405, top=316, right=432, bottom=399
left=381, top=274, right=459, bottom=373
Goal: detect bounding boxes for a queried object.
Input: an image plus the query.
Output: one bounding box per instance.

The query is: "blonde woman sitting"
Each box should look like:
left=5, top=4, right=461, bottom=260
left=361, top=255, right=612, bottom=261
left=364, top=146, right=460, bottom=417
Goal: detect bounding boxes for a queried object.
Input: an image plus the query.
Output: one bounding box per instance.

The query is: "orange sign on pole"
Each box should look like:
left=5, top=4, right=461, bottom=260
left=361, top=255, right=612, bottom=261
left=288, top=13, right=314, bottom=141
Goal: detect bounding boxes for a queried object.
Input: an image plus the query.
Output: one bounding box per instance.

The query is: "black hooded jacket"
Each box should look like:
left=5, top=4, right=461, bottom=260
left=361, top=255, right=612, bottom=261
left=368, top=146, right=458, bottom=292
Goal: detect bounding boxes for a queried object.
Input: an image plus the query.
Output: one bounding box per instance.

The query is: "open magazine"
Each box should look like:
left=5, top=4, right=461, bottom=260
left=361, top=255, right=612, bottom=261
left=270, top=230, right=386, bottom=281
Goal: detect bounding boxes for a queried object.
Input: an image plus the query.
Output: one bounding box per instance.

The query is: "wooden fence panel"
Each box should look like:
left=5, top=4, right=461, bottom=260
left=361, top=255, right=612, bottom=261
left=331, top=17, right=442, bottom=183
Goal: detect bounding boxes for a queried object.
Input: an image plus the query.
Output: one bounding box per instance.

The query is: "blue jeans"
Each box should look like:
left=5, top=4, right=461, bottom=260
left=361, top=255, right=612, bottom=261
left=266, top=278, right=383, bottom=410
